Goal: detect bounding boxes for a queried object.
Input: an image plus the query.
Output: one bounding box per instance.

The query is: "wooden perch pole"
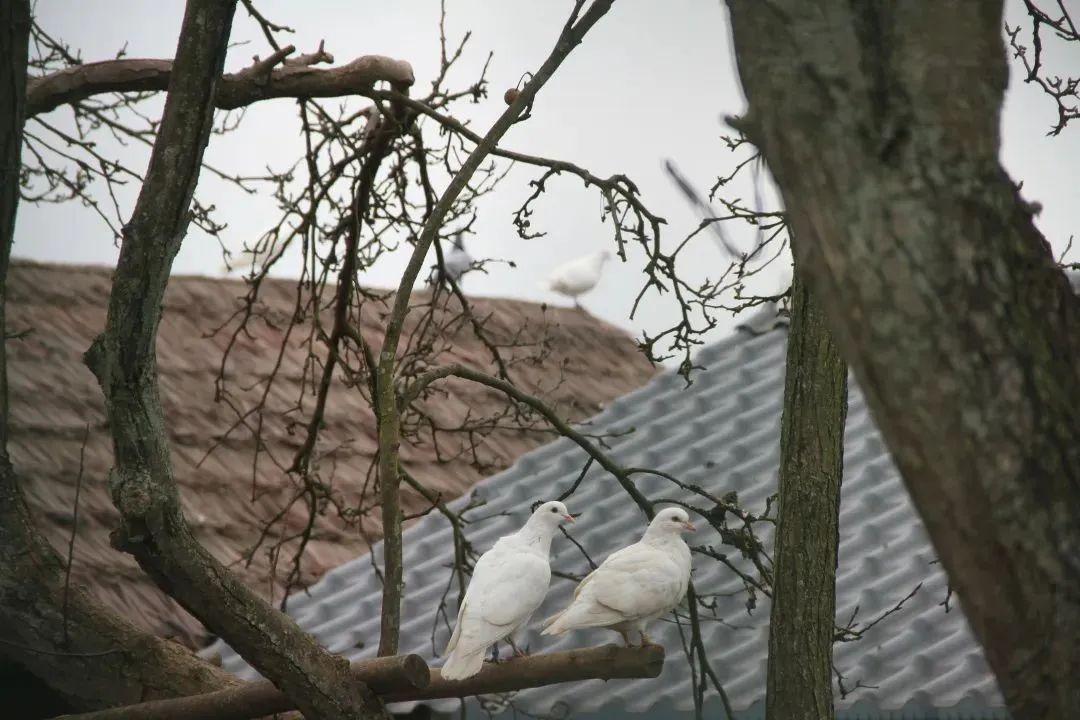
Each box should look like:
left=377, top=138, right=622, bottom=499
left=50, top=654, right=430, bottom=720
left=49, top=645, right=663, bottom=720
left=387, top=644, right=665, bottom=701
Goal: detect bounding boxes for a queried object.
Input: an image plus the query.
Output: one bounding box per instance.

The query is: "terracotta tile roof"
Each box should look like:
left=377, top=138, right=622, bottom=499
left=7, top=260, right=655, bottom=648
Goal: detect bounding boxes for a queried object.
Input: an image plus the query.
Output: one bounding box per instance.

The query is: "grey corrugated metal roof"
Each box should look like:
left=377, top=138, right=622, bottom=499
left=203, top=308, right=1008, bottom=719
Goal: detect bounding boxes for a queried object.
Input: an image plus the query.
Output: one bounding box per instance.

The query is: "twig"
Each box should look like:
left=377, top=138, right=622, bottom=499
left=61, top=423, right=90, bottom=648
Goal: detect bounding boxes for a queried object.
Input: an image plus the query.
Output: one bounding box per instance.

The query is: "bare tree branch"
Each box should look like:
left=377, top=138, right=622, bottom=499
left=81, top=1, right=387, bottom=718
left=372, top=0, right=617, bottom=656
left=26, top=52, right=415, bottom=116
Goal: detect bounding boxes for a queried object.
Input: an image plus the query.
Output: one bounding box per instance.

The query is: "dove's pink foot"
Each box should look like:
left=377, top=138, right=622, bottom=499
left=638, top=631, right=661, bottom=648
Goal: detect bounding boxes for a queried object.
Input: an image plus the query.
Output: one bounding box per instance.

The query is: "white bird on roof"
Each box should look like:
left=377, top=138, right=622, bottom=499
left=544, top=249, right=611, bottom=309
left=441, top=500, right=575, bottom=680
left=542, top=507, right=695, bottom=647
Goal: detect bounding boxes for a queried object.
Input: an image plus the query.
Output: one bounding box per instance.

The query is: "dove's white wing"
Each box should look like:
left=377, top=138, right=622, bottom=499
left=544, top=542, right=686, bottom=633
left=446, top=549, right=550, bottom=658
left=586, top=544, right=686, bottom=620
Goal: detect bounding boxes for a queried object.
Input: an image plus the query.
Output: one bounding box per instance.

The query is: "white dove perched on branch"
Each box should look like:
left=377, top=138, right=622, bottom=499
left=441, top=500, right=575, bottom=680
left=542, top=507, right=695, bottom=647
left=544, top=249, right=611, bottom=309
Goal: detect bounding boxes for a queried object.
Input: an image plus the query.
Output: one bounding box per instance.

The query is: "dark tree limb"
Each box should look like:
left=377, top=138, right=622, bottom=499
left=0, top=1, right=235, bottom=710
left=765, top=270, right=847, bottom=720
left=0, top=491, right=239, bottom=711
left=26, top=52, right=415, bottom=116
left=727, top=1, right=1080, bottom=717
left=81, top=1, right=385, bottom=718
left=0, top=0, right=27, bottom=443
left=51, top=654, right=429, bottom=720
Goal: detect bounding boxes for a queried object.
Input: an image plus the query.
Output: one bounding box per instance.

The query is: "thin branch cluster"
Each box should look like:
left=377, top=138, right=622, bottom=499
left=20, top=2, right=935, bottom=717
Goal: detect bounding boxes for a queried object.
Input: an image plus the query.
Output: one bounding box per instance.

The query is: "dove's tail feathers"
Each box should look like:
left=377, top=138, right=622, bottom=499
left=540, top=609, right=568, bottom=635
left=440, top=646, right=486, bottom=680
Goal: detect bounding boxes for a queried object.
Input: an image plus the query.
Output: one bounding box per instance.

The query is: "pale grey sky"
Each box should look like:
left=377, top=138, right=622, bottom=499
left=17, top=1, right=1080, bottom=352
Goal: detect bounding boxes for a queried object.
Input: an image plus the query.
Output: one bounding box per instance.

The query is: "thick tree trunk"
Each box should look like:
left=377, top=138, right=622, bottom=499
left=81, top=1, right=385, bottom=718
left=0, top=0, right=235, bottom=711
left=0, top=0, right=26, bottom=448
left=726, top=2, right=1080, bottom=718
left=0, top=470, right=238, bottom=712
left=765, top=270, right=847, bottom=720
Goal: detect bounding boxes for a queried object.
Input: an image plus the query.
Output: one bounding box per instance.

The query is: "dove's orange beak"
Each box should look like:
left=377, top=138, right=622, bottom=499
left=682, top=520, right=697, bottom=532
left=563, top=514, right=576, bottom=523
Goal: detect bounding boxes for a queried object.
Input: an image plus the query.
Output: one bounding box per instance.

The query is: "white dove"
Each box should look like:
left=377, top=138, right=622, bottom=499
left=544, top=250, right=611, bottom=309
left=542, top=507, right=695, bottom=647
left=428, top=233, right=472, bottom=287
left=441, top=500, right=575, bottom=680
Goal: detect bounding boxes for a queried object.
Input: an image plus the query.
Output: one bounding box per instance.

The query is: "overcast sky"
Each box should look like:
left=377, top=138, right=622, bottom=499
left=17, top=1, right=1080, bottom=352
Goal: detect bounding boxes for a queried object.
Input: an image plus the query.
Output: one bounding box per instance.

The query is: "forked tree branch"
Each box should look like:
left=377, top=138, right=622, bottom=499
left=52, top=645, right=663, bottom=720
left=81, top=1, right=386, bottom=718
left=26, top=51, right=415, bottom=116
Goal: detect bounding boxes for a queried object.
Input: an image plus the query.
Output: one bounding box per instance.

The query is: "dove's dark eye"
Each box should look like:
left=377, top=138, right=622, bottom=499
left=550, top=507, right=558, bottom=513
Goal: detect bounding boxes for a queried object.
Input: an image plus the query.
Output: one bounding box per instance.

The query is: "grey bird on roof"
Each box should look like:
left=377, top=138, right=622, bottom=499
left=542, top=506, right=695, bottom=647
left=443, top=233, right=472, bottom=283
left=441, top=500, right=575, bottom=679
left=544, top=249, right=611, bottom=309
left=427, top=232, right=472, bottom=286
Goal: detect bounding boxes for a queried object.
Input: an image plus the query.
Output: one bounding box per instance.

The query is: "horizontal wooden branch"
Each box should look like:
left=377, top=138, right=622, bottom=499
left=26, top=51, right=414, bottom=116
left=387, top=643, right=665, bottom=701
left=50, top=654, right=429, bottom=720
left=50, top=645, right=663, bottom=720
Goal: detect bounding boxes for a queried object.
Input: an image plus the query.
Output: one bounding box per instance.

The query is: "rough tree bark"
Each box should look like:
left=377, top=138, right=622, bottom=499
left=726, top=2, right=1080, bottom=718
left=0, top=0, right=236, bottom=713
left=0, top=1, right=26, bottom=437
left=81, top=1, right=384, bottom=718
left=765, top=270, right=847, bottom=720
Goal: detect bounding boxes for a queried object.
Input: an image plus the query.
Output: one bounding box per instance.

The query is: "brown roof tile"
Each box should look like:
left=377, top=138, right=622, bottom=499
left=8, top=261, right=655, bottom=647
